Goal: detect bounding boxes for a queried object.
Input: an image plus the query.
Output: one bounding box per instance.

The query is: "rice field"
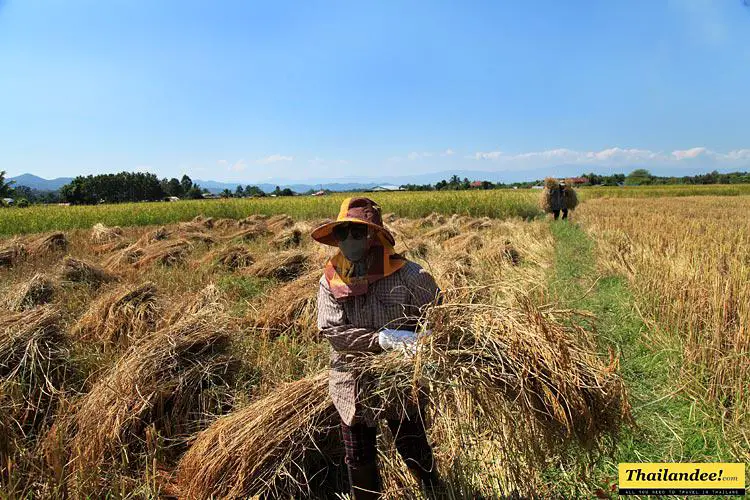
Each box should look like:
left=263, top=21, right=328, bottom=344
left=1, top=189, right=748, bottom=497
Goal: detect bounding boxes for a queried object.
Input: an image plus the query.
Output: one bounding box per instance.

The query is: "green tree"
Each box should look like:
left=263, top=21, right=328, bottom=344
left=626, top=168, right=653, bottom=186
left=235, top=185, right=244, bottom=197
left=221, top=188, right=233, bottom=198
left=245, top=185, right=265, bottom=197
left=180, top=175, right=193, bottom=194
left=0, top=171, right=15, bottom=198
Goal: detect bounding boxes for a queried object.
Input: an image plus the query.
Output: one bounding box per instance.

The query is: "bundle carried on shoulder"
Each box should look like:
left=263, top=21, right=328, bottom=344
left=540, top=178, right=578, bottom=212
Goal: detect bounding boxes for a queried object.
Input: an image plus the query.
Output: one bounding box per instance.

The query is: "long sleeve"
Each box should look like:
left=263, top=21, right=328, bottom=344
left=406, top=266, right=441, bottom=312
left=317, top=278, right=383, bottom=354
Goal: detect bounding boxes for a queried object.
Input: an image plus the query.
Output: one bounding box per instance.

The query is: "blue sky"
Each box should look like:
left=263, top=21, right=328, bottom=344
left=1, top=0, right=749, bottom=183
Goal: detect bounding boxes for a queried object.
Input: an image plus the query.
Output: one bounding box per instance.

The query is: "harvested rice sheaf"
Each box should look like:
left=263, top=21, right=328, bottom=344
left=0, top=306, right=67, bottom=458
left=73, top=282, right=159, bottom=347
left=26, top=232, right=68, bottom=255
left=133, top=239, right=191, bottom=268
left=252, top=271, right=320, bottom=336
left=214, top=218, right=239, bottom=230
left=245, top=249, right=309, bottom=281
left=191, top=215, right=214, bottom=229
left=266, top=214, right=294, bottom=232
left=442, top=232, right=484, bottom=253
left=227, top=225, right=269, bottom=241
left=200, top=245, right=255, bottom=270
left=66, top=312, right=236, bottom=492
left=3, top=274, right=56, bottom=311
left=270, top=228, right=302, bottom=249
left=176, top=372, right=343, bottom=499
left=162, top=284, right=224, bottom=326
left=0, top=243, right=27, bottom=268
left=59, top=256, right=117, bottom=285
left=424, top=224, right=460, bottom=242
left=90, top=223, right=123, bottom=243
left=179, top=231, right=216, bottom=245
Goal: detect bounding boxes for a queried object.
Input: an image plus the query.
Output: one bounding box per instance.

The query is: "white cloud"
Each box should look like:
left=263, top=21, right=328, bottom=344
left=338, top=159, right=350, bottom=165
left=468, top=151, right=504, bottom=160
left=256, top=154, right=294, bottom=165
left=230, top=159, right=247, bottom=172
left=467, top=146, right=750, bottom=167
left=407, top=151, right=433, bottom=160
left=309, top=157, right=325, bottom=166
left=441, top=149, right=455, bottom=156
left=671, top=147, right=708, bottom=160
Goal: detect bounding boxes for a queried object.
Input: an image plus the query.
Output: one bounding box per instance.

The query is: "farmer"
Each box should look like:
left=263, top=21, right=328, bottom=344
left=313, top=197, right=445, bottom=499
left=550, top=180, right=568, bottom=220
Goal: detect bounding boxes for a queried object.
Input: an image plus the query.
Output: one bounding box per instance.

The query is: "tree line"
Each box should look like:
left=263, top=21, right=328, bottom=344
left=400, top=169, right=750, bottom=190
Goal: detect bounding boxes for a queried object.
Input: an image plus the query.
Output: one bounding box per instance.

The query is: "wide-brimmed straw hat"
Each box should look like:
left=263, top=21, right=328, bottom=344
left=311, top=197, right=395, bottom=247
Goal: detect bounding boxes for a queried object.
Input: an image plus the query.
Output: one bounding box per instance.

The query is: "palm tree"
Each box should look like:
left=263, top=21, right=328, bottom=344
left=0, top=171, right=15, bottom=198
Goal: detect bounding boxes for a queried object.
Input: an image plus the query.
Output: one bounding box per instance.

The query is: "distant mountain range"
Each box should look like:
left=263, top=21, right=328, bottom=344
left=8, top=174, right=74, bottom=191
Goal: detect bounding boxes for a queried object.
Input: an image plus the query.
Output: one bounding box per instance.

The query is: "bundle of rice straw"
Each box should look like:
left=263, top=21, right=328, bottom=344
left=26, top=232, right=68, bottom=255
left=562, top=181, right=579, bottom=210
left=90, top=223, right=123, bottom=243
left=191, top=215, right=214, bottom=229
left=65, top=311, right=236, bottom=492
left=245, top=249, right=309, bottom=281
left=178, top=295, right=630, bottom=498
left=73, top=282, right=159, bottom=347
left=179, top=231, right=216, bottom=245
left=0, top=307, right=67, bottom=451
left=442, top=233, right=483, bottom=253
left=92, top=238, right=131, bottom=256
left=3, top=274, right=56, bottom=311
left=59, top=256, right=117, bottom=286
left=214, top=218, right=239, bottom=230
left=364, top=299, right=630, bottom=451
left=200, top=245, right=254, bottom=270
left=139, top=226, right=170, bottom=244
left=101, top=242, right=144, bottom=269
left=238, top=214, right=269, bottom=227
left=464, top=217, right=493, bottom=231
left=227, top=225, right=269, bottom=241
left=177, top=372, right=344, bottom=499
left=424, top=224, right=460, bottom=242
left=418, top=212, right=446, bottom=228
left=405, top=239, right=429, bottom=260
left=133, top=239, right=191, bottom=268
left=162, top=284, right=224, bottom=326
left=540, top=178, right=579, bottom=213
left=0, top=242, right=27, bottom=268
left=266, top=214, right=294, bottom=232
left=382, top=212, right=398, bottom=224
left=270, top=228, right=302, bottom=249
left=252, top=271, right=320, bottom=336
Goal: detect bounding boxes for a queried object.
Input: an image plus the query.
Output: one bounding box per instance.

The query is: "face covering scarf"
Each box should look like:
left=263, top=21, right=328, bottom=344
left=324, top=230, right=406, bottom=300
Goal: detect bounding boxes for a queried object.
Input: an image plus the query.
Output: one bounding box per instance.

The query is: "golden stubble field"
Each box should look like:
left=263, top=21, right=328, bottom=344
left=0, top=209, right=635, bottom=498
left=579, top=196, right=750, bottom=459
left=1, top=193, right=748, bottom=498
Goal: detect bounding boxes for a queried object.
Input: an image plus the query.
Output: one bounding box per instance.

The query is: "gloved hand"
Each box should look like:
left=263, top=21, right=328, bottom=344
left=378, top=329, right=431, bottom=356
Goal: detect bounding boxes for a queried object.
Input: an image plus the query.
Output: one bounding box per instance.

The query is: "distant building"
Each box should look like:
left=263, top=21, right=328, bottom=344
left=470, top=181, right=483, bottom=188
left=167, top=196, right=180, bottom=202
left=2, top=198, right=14, bottom=205
left=531, top=185, right=544, bottom=189
left=369, top=185, right=403, bottom=192
left=568, top=177, right=589, bottom=185
left=202, top=193, right=220, bottom=199
left=311, top=190, right=326, bottom=197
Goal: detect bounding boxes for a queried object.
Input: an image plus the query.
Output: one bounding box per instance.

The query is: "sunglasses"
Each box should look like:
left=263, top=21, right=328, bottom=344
left=333, top=223, right=369, bottom=241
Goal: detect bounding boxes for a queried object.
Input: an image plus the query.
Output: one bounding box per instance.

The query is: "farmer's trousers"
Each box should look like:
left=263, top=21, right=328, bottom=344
left=340, top=417, right=435, bottom=473
left=553, top=209, right=568, bottom=220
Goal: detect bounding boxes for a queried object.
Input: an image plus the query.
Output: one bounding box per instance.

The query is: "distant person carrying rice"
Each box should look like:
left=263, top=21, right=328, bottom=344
left=312, top=197, right=446, bottom=499
left=541, top=178, right=578, bottom=220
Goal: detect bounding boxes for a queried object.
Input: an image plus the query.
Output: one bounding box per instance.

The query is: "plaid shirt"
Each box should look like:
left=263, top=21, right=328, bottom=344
left=317, top=260, right=440, bottom=426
